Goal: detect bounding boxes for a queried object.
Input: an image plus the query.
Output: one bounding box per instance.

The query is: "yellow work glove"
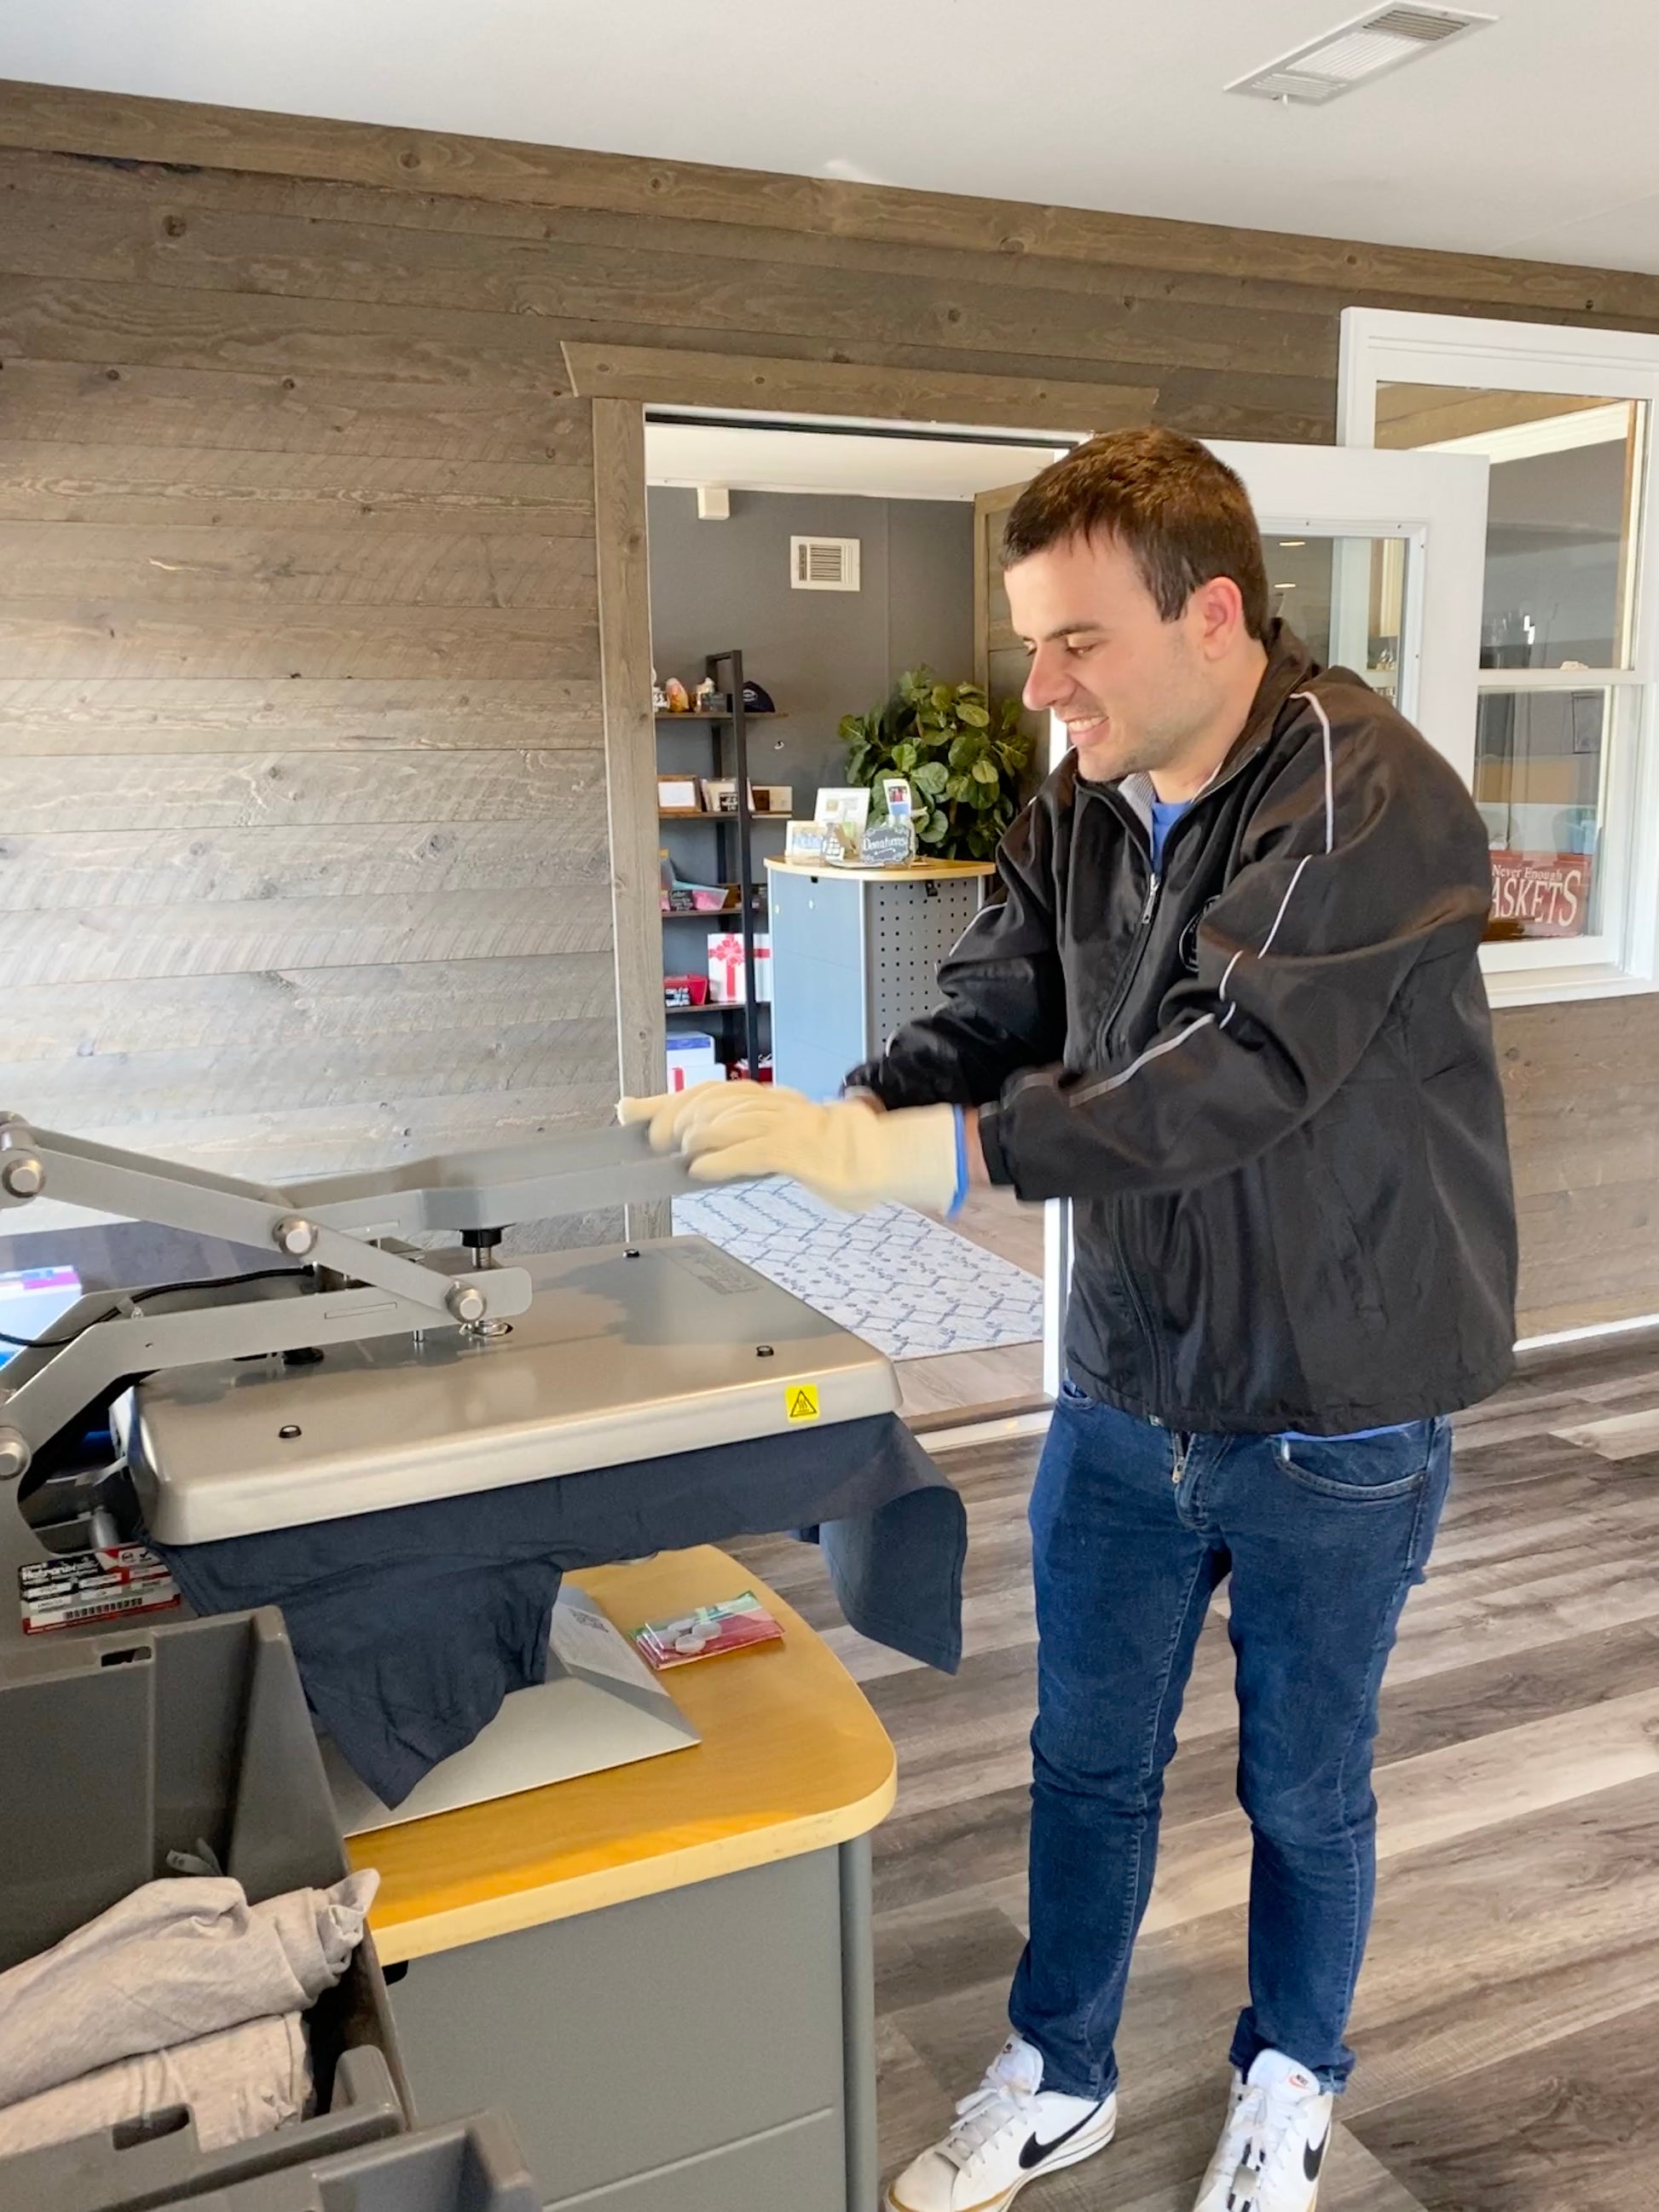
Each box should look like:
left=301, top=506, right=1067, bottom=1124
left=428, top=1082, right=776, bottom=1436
left=618, top=1083, right=784, bottom=1152
left=663, top=1088, right=966, bottom=1216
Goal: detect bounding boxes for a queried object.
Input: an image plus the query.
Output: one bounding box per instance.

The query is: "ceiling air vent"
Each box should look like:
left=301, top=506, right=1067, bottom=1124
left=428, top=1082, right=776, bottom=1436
left=791, top=535, right=861, bottom=592
left=1226, top=4, right=1493, bottom=104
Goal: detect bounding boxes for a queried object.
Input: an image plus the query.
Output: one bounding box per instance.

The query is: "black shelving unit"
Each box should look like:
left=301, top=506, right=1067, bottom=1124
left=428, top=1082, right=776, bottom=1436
left=656, top=649, right=772, bottom=1077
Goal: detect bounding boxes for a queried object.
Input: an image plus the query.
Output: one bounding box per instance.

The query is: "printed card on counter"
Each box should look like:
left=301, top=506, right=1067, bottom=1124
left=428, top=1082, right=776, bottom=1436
left=19, top=1544, right=182, bottom=1634
left=633, top=1591, right=784, bottom=1671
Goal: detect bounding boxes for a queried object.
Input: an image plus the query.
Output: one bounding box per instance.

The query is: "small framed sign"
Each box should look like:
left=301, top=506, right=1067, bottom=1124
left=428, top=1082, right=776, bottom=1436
left=858, top=820, right=916, bottom=868
left=813, top=788, right=870, bottom=863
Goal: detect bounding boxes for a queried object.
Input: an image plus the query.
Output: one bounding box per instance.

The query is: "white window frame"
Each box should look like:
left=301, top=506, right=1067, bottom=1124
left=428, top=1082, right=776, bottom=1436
left=1338, top=308, right=1659, bottom=1008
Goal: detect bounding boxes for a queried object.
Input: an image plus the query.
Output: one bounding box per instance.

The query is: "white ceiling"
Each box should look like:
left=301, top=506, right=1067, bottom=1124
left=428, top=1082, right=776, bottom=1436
left=5, top=1, right=1659, bottom=275
left=646, top=424, right=1069, bottom=502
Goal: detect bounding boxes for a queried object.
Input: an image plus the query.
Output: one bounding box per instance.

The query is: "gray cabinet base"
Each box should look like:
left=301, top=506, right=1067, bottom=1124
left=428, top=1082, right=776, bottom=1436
left=390, top=1840, right=877, bottom=2212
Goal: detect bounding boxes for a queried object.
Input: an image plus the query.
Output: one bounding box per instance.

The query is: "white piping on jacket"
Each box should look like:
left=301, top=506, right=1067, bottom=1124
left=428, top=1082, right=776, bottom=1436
left=1065, top=687, right=1339, bottom=1094
left=1065, top=1014, right=1217, bottom=1104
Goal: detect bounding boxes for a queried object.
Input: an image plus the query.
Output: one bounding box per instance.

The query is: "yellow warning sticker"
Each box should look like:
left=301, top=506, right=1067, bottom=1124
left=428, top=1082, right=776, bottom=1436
left=786, top=1383, right=821, bottom=1424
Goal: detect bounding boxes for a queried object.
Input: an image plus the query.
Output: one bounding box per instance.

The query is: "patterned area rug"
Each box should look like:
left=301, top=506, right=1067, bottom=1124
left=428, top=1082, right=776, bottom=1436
left=673, top=1181, right=1043, bottom=1361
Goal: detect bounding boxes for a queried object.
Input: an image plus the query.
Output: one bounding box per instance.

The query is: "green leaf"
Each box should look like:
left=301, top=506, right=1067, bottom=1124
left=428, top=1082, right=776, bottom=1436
left=970, top=756, right=999, bottom=784
left=931, top=684, right=953, bottom=711
left=957, top=700, right=990, bottom=728
left=918, top=811, right=950, bottom=846
left=914, top=760, right=948, bottom=797
left=943, top=772, right=971, bottom=801
left=948, top=731, right=985, bottom=771
left=891, top=741, right=918, bottom=772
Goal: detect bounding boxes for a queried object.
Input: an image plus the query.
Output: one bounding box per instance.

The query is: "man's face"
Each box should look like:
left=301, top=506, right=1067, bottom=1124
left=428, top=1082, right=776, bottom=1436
left=1006, top=531, right=1224, bottom=785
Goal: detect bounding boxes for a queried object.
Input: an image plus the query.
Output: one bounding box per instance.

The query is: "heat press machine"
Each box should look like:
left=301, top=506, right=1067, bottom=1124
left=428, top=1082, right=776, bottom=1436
left=0, top=1110, right=897, bottom=1553
left=0, top=1110, right=901, bottom=1825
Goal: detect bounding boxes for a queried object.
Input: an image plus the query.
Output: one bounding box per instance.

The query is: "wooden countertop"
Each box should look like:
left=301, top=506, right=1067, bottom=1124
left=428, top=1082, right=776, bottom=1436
left=353, top=1547, right=896, bottom=1964
left=765, top=857, right=996, bottom=882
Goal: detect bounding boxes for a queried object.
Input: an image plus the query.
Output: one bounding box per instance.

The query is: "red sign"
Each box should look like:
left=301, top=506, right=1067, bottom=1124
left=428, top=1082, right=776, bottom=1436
left=1488, top=850, right=1593, bottom=939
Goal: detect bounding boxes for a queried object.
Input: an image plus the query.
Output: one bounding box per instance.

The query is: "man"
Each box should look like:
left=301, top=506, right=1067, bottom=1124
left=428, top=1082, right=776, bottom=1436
left=626, top=427, right=1517, bottom=2212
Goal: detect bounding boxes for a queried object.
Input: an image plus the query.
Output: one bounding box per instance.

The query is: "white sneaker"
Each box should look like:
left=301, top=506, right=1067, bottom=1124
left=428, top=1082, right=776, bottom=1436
left=885, top=2035, right=1116, bottom=2212
left=1193, top=2049, right=1335, bottom=2212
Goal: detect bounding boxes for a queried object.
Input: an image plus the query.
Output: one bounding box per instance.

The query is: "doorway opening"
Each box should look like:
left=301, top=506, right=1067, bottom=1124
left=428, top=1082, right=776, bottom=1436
left=642, top=407, right=1071, bottom=1429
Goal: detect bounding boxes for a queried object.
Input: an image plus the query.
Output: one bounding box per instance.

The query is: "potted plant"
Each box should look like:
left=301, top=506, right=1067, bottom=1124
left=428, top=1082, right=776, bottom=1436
left=838, top=668, right=1032, bottom=861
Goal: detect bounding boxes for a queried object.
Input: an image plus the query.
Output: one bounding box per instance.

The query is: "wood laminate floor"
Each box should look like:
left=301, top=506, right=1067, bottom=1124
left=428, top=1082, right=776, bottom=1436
left=731, top=1331, right=1659, bottom=2212
left=894, top=1187, right=1049, bottom=1424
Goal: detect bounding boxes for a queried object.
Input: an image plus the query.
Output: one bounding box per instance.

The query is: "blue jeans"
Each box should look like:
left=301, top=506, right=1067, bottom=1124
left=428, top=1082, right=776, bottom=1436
left=1009, top=1385, right=1453, bottom=2099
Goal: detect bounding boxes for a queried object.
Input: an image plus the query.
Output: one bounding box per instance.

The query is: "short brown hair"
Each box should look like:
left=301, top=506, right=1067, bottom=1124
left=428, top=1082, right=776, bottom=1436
left=1001, top=427, right=1271, bottom=640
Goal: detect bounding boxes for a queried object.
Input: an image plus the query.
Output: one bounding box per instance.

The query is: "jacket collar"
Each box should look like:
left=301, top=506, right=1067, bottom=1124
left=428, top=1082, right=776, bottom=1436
left=1101, top=621, right=1318, bottom=838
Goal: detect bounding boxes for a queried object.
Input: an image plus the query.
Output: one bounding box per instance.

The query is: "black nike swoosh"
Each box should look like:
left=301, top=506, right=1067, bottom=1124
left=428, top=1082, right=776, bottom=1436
left=1304, top=2127, right=1330, bottom=2181
left=1018, top=2104, right=1106, bottom=2171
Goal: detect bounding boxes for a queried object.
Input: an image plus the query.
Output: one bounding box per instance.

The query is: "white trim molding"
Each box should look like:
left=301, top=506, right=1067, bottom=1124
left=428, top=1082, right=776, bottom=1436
left=1339, top=309, right=1659, bottom=1009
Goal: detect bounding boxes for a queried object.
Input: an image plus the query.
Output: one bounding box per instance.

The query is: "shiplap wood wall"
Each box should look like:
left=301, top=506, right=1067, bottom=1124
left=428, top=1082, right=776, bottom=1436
left=3, top=79, right=1658, bottom=1325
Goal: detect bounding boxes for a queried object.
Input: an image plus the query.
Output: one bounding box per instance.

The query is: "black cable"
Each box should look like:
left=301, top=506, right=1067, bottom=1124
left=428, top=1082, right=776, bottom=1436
left=0, top=1267, right=307, bottom=1350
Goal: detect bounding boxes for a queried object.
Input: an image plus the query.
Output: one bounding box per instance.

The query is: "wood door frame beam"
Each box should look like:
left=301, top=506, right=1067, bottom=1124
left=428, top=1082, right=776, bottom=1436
left=563, top=342, right=1153, bottom=438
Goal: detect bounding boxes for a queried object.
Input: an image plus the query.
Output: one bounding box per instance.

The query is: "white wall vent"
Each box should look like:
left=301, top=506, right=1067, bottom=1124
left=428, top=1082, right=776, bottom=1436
left=791, top=535, right=861, bottom=592
left=1226, top=4, right=1492, bottom=104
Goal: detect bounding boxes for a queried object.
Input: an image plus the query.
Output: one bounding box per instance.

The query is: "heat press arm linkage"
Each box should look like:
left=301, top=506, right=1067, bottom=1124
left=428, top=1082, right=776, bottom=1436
left=0, top=1113, right=696, bottom=1485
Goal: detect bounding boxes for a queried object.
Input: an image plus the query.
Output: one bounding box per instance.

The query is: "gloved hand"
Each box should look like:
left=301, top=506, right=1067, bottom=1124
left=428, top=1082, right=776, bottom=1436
left=619, top=1084, right=770, bottom=1153
left=637, top=1085, right=965, bottom=1216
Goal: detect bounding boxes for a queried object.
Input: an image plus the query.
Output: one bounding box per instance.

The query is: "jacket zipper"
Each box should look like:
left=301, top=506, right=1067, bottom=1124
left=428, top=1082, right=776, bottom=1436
left=1095, top=866, right=1162, bottom=1063
left=1094, top=860, right=1166, bottom=1400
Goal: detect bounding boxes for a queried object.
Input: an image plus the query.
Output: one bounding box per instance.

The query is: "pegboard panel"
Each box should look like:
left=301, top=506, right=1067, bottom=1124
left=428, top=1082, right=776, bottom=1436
left=866, top=880, right=986, bottom=1043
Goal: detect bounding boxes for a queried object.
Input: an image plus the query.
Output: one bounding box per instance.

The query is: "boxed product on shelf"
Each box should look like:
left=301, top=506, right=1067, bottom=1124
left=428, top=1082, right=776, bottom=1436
left=663, top=974, right=710, bottom=1010
left=701, top=778, right=751, bottom=815
left=751, top=786, right=794, bottom=815
left=665, top=1032, right=723, bottom=1091
left=659, top=852, right=740, bottom=915
left=707, top=931, right=772, bottom=1005
left=661, top=882, right=738, bottom=915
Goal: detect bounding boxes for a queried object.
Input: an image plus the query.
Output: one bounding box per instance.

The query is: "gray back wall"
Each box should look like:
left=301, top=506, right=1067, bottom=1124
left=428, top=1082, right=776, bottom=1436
left=646, top=488, right=975, bottom=812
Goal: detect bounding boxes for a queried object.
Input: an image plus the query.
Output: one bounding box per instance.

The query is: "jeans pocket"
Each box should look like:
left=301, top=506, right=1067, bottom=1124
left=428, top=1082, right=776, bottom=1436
left=1058, top=1375, right=1100, bottom=1409
left=1274, top=1421, right=1436, bottom=1504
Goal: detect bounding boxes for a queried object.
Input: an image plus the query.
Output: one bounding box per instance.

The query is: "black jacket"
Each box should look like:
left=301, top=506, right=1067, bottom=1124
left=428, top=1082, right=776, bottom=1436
left=850, top=625, right=1517, bottom=1435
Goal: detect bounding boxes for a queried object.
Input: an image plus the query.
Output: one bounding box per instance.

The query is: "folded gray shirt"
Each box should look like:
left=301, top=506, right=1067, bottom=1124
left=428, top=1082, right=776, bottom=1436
left=0, top=2014, right=311, bottom=2160
left=0, top=1872, right=377, bottom=2111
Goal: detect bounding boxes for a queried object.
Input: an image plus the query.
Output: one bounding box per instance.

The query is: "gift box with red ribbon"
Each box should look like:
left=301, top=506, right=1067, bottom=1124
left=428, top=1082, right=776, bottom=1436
left=707, top=931, right=773, bottom=1005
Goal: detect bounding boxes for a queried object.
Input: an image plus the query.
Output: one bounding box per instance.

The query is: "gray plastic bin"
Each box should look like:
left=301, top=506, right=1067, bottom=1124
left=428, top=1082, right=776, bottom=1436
left=151, top=2114, right=539, bottom=2211
left=0, top=1606, right=411, bottom=2212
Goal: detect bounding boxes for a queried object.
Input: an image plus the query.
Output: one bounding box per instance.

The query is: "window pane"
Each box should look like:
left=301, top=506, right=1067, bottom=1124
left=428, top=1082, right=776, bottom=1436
left=1265, top=534, right=1406, bottom=702
left=1476, top=686, right=1606, bottom=941
left=1376, top=385, right=1644, bottom=670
